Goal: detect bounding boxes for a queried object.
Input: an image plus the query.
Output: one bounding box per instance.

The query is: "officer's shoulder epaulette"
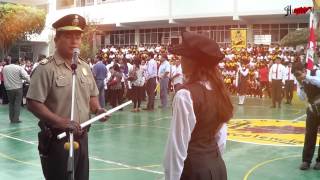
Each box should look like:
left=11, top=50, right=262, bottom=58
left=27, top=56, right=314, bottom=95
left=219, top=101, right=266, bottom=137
left=39, top=56, right=53, bottom=65
left=79, top=56, right=89, bottom=65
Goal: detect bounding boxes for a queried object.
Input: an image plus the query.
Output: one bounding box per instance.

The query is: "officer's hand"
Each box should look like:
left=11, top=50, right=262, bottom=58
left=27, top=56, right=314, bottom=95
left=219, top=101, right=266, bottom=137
left=67, top=121, right=83, bottom=137
left=96, top=108, right=110, bottom=122
left=56, top=118, right=83, bottom=136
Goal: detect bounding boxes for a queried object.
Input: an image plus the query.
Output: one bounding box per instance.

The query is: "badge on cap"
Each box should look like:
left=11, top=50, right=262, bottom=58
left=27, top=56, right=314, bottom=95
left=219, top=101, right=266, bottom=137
left=82, top=68, right=88, bottom=76
left=72, top=15, right=79, bottom=26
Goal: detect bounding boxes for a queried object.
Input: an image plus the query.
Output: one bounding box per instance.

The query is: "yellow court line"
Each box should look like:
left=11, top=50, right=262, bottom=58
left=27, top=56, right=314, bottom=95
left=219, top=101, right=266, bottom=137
left=0, top=151, right=40, bottom=167
left=243, top=155, right=300, bottom=180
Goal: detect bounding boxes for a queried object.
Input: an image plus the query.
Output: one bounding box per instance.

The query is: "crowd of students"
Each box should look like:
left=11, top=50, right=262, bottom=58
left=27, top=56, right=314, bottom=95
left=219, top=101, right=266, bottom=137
left=0, top=44, right=312, bottom=109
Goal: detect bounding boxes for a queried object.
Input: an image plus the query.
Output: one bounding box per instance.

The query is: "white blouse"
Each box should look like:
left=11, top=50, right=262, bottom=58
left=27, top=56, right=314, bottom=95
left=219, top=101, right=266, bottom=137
left=163, top=83, right=227, bottom=180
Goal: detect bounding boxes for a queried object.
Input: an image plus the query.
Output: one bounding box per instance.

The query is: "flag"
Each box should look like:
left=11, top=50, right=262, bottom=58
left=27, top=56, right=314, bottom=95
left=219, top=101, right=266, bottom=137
left=306, top=20, right=316, bottom=70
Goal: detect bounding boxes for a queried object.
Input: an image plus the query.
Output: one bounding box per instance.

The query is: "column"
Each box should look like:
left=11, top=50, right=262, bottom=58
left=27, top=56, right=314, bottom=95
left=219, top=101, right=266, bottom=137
left=135, top=28, right=140, bottom=45
left=247, top=24, right=254, bottom=46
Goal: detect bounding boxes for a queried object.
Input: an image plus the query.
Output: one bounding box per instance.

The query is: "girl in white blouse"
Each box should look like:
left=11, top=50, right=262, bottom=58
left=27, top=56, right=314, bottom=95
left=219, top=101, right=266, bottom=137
left=164, top=32, right=233, bottom=180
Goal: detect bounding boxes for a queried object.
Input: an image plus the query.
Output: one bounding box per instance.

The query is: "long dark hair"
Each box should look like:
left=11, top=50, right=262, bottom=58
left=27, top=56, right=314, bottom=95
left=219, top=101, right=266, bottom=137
left=186, top=61, right=233, bottom=123
left=133, top=57, right=141, bottom=68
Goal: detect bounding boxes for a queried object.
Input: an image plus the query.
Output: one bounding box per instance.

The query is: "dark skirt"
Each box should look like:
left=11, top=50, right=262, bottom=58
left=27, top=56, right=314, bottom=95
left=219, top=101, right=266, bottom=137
left=238, top=80, right=248, bottom=95
left=180, top=152, right=227, bottom=180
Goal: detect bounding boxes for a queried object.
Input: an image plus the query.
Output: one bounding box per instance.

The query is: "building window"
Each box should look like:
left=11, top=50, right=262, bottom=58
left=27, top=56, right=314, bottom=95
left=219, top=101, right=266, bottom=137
left=280, top=24, right=289, bottom=29
left=271, top=29, right=279, bottom=42
left=280, top=29, right=288, bottom=39
left=56, top=0, right=74, bottom=9
left=298, top=23, right=308, bottom=28
left=75, top=0, right=94, bottom=7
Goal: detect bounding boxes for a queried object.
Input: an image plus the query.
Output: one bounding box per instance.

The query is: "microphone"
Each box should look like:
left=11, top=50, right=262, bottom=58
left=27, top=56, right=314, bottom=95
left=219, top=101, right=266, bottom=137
left=71, top=48, right=80, bottom=71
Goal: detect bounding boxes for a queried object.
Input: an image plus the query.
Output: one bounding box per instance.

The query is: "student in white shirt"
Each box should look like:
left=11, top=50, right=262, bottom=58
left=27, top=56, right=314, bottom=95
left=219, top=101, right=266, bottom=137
left=143, top=52, right=158, bottom=110
left=158, top=54, right=171, bottom=108
left=268, top=57, right=286, bottom=108
left=284, top=62, right=296, bottom=104
left=171, top=58, right=183, bottom=91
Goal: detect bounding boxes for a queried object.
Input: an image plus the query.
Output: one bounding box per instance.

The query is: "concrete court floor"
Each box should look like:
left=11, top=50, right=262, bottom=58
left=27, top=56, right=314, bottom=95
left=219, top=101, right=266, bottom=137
left=0, top=95, right=319, bottom=180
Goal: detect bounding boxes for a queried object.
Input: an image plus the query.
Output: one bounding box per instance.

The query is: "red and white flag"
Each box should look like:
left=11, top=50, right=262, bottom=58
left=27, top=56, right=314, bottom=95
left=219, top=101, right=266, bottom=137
left=306, top=19, right=316, bottom=70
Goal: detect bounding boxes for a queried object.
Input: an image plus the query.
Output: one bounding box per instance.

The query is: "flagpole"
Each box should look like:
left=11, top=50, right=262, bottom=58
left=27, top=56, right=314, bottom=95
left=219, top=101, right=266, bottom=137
left=306, top=10, right=316, bottom=70
left=313, top=8, right=319, bottom=66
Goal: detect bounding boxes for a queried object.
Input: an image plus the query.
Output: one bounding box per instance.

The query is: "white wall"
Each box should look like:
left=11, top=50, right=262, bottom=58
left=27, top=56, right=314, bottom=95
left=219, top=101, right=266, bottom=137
left=48, top=0, right=314, bottom=25
left=171, top=0, right=234, bottom=18
left=31, top=42, right=49, bottom=61
left=48, top=0, right=169, bottom=25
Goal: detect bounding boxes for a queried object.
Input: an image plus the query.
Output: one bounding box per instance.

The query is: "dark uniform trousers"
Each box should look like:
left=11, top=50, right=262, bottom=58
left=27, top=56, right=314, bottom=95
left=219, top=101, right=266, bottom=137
left=303, top=108, right=320, bottom=163
left=301, top=75, right=320, bottom=164
left=271, top=79, right=282, bottom=106
left=7, top=88, right=23, bottom=122
left=285, top=80, right=294, bottom=103
left=39, top=130, right=89, bottom=180
left=146, top=77, right=157, bottom=109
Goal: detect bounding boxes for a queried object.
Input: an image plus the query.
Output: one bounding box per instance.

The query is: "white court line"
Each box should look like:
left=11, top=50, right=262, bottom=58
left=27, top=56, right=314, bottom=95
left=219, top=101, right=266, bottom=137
left=293, top=114, right=307, bottom=122
left=89, top=156, right=163, bottom=175
left=92, top=116, right=171, bottom=132
left=0, top=132, right=36, bottom=145
left=0, top=125, right=37, bottom=133
left=0, top=126, right=165, bottom=175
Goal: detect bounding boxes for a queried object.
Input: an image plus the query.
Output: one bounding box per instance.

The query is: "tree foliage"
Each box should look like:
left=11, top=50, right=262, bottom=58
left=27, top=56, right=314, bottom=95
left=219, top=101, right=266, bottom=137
left=80, top=21, right=99, bottom=59
left=280, top=28, right=320, bottom=46
left=0, top=3, right=46, bottom=57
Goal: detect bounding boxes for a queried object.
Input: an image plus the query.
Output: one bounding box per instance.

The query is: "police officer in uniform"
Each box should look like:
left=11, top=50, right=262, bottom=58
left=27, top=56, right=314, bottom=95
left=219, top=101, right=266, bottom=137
left=26, top=14, right=107, bottom=180
left=292, top=62, right=320, bottom=170
left=164, top=32, right=233, bottom=180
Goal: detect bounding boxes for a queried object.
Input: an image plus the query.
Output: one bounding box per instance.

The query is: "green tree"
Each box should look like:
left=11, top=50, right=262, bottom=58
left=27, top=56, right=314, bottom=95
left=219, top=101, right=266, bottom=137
left=280, top=28, right=320, bottom=46
left=0, top=3, right=46, bottom=58
left=80, top=20, right=99, bottom=60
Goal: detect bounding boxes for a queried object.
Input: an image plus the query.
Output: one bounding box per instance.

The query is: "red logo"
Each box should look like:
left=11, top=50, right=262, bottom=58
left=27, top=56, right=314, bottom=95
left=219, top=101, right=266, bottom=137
left=284, top=5, right=313, bottom=16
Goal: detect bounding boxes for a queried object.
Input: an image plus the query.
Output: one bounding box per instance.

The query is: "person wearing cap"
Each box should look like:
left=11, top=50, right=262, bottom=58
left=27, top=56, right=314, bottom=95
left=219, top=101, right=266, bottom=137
left=164, top=32, right=233, bottom=180
left=291, top=62, right=320, bottom=170
left=26, top=14, right=108, bottom=180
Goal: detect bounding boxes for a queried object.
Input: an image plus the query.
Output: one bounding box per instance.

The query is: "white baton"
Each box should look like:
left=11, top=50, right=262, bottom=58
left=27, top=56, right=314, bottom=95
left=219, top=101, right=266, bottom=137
left=57, top=101, right=132, bottom=139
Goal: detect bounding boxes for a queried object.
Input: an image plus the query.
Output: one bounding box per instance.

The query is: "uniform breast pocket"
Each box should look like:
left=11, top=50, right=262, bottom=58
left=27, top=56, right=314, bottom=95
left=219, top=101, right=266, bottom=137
left=80, top=75, right=90, bottom=87
left=56, top=78, right=70, bottom=87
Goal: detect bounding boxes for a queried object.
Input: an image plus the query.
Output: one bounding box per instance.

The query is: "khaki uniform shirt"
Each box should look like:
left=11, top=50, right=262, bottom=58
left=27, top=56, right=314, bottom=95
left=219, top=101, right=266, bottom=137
left=26, top=52, right=99, bottom=123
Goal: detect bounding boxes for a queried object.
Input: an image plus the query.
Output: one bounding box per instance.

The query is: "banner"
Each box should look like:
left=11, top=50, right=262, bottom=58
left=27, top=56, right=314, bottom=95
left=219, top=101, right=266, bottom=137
left=231, top=28, right=247, bottom=49
left=254, top=35, right=272, bottom=45
left=313, top=0, right=320, bottom=10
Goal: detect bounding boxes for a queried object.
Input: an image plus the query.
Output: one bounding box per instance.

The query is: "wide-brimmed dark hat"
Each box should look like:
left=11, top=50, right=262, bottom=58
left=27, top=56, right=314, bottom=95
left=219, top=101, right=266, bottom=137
left=169, top=32, right=224, bottom=67
left=52, top=14, right=86, bottom=32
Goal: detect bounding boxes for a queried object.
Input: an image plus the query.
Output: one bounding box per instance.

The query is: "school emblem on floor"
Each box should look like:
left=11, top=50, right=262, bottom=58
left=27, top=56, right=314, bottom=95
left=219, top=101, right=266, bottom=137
left=227, top=119, right=319, bottom=146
